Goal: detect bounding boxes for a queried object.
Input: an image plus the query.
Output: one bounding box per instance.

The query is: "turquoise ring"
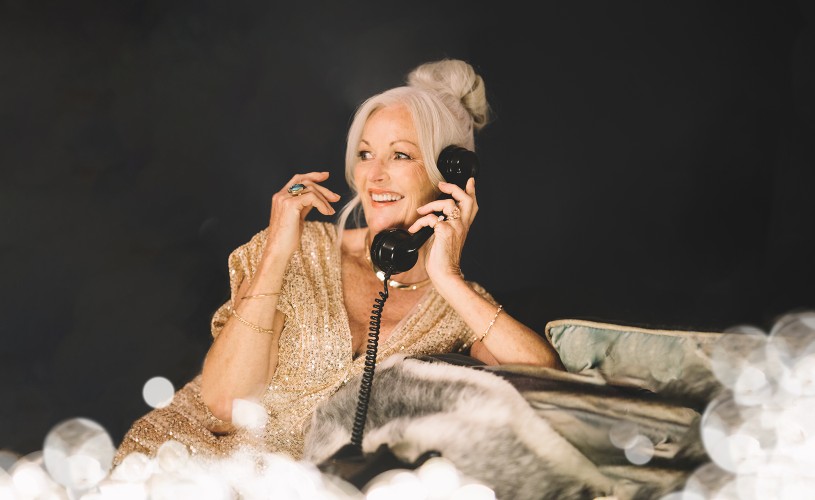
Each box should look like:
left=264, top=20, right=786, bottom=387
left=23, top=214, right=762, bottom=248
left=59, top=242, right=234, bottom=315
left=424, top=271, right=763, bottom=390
left=287, top=183, right=306, bottom=196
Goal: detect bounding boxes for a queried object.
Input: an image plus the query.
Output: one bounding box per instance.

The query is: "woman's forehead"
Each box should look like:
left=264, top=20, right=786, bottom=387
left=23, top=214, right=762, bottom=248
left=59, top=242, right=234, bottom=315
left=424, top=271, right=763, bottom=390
left=361, top=104, right=418, bottom=145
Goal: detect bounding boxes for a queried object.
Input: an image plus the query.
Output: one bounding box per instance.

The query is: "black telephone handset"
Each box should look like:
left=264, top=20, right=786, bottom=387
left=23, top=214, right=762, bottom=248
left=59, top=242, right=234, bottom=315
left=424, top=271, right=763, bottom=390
left=317, top=145, right=479, bottom=490
left=370, top=145, right=480, bottom=275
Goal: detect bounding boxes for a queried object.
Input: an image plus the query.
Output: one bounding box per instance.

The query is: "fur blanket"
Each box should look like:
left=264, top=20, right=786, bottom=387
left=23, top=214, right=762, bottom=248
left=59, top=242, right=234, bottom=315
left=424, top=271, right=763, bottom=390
left=303, top=355, right=680, bottom=500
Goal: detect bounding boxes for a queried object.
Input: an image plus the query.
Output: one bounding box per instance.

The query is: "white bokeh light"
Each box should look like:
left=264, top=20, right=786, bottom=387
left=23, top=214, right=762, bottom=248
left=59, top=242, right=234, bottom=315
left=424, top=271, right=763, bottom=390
left=449, top=483, right=495, bottom=500
left=0, top=451, right=18, bottom=474
left=43, top=417, right=115, bottom=493
left=711, top=329, right=769, bottom=392
left=416, top=457, right=461, bottom=499
left=624, top=434, right=655, bottom=465
left=156, top=440, right=190, bottom=474
left=10, top=459, right=56, bottom=499
left=231, top=398, right=269, bottom=430
left=142, top=376, right=175, bottom=409
left=608, top=421, right=640, bottom=449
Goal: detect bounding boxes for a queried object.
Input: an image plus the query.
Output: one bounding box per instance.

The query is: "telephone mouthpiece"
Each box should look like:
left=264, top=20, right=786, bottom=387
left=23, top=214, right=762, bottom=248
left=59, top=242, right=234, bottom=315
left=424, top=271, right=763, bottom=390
left=370, top=226, right=433, bottom=275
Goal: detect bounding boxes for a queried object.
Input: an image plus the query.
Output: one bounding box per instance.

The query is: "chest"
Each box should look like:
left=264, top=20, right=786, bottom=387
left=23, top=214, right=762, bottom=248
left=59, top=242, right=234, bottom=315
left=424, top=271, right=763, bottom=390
left=341, top=259, right=426, bottom=358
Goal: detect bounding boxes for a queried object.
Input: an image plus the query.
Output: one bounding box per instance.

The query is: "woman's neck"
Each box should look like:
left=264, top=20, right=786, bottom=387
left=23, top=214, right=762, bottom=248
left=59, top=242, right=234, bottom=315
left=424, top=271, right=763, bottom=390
left=348, top=227, right=431, bottom=285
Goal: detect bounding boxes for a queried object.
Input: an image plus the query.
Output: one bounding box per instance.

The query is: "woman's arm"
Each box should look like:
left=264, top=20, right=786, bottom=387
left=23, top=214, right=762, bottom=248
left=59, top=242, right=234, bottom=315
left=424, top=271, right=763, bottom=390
left=200, top=172, right=341, bottom=422
left=434, top=278, right=564, bottom=368
left=199, top=251, right=287, bottom=422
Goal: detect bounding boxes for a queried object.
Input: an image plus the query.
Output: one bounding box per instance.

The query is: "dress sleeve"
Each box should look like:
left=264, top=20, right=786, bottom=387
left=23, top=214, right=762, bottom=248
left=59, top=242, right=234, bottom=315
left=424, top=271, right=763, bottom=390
left=209, top=228, right=269, bottom=340
left=209, top=223, right=316, bottom=340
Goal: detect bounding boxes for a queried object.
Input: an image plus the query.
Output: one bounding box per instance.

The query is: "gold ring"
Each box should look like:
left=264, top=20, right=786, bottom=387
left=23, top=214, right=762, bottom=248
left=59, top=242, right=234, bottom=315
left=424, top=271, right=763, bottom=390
left=287, top=183, right=306, bottom=196
left=448, top=207, right=461, bottom=221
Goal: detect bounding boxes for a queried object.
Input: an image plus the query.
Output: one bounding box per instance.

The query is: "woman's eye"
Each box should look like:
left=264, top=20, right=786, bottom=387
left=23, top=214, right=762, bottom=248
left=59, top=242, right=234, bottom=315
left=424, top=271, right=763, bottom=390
left=357, top=151, right=373, bottom=160
left=394, top=152, right=411, bottom=160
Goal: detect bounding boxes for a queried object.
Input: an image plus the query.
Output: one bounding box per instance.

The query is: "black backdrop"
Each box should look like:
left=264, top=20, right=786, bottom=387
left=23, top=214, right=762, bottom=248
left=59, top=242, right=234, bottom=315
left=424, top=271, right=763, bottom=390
left=2, top=0, right=813, bottom=456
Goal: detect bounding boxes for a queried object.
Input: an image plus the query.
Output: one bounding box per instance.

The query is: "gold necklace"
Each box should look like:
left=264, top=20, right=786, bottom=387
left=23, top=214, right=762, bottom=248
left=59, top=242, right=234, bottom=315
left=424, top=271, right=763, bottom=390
left=363, top=232, right=431, bottom=291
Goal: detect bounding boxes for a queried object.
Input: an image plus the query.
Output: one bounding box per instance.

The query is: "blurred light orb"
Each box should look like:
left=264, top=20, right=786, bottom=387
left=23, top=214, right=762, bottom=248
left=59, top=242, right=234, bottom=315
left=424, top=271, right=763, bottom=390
left=232, top=399, right=268, bottom=430
left=780, top=353, right=815, bottom=396
left=110, top=451, right=154, bottom=483
left=768, top=311, right=815, bottom=367
left=416, top=456, right=460, bottom=498
left=701, top=393, right=747, bottom=473
left=156, top=440, right=189, bottom=474
left=624, top=435, right=654, bottom=465
left=733, top=365, right=774, bottom=406
left=683, top=462, right=734, bottom=500
left=609, top=421, right=640, bottom=449
left=364, top=469, right=424, bottom=500
left=711, top=330, right=768, bottom=391
left=449, top=483, right=495, bottom=500
left=657, top=493, right=693, bottom=500
left=724, top=324, right=767, bottom=336
left=0, top=451, right=18, bottom=473
left=142, top=376, right=175, bottom=409
left=11, top=460, right=52, bottom=498
left=96, top=478, right=148, bottom=500
left=43, top=417, right=115, bottom=491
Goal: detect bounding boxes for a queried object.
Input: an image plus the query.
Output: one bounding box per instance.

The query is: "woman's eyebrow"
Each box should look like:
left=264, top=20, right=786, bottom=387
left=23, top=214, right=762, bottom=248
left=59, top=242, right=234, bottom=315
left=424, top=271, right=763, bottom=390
left=357, top=139, right=419, bottom=148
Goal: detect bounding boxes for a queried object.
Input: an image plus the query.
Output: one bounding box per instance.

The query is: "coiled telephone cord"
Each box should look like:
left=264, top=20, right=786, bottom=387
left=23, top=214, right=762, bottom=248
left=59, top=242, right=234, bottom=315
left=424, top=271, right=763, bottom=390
left=349, top=275, right=390, bottom=448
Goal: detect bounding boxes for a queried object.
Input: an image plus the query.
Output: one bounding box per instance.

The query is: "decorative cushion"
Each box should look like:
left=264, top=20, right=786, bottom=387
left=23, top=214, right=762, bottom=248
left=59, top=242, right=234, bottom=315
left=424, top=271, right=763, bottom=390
left=544, top=319, right=726, bottom=405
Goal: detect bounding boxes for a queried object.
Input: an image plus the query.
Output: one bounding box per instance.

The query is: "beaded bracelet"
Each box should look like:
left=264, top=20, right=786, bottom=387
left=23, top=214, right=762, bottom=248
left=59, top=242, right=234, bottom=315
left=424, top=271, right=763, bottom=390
left=478, top=304, right=503, bottom=343
left=231, top=309, right=275, bottom=335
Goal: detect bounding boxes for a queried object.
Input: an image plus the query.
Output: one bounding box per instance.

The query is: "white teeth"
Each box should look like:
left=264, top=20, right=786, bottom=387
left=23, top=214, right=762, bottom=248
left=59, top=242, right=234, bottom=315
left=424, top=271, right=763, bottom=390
left=371, top=193, right=404, bottom=202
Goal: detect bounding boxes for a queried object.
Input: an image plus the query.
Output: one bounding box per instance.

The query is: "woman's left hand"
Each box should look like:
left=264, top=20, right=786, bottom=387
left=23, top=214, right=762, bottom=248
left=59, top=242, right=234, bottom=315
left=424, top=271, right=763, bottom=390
left=407, top=177, right=478, bottom=283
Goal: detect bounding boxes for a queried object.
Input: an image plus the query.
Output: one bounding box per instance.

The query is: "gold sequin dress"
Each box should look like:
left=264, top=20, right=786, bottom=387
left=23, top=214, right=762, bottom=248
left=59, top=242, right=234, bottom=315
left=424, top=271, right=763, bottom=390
left=113, top=221, right=495, bottom=466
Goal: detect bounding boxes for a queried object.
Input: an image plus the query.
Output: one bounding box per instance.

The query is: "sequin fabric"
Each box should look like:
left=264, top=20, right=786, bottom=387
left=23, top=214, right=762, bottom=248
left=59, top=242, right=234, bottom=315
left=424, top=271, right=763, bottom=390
left=113, top=221, right=495, bottom=466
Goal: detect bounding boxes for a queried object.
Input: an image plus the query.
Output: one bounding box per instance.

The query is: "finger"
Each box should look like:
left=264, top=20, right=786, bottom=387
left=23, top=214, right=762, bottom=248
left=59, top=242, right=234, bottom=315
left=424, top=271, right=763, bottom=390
left=293, top=179, right=342, bottom=202
left=289, top=191, right=336, bottom=217
left=416, top=199, right=459, bottom=216
left=296, top=191, right=336, bottom=216
left=466, top=177, right=478, bottom=219
left=280, top=190, right=336, bottom=216
left=280, top=172, right=335, bottom=195
left=438, top=180, right=475, bottom=216
left=407, top=212, right=453, bottom=234
left=437, top=180, right=469, bottom=202
left=466, top=177, right=477, bottom=203
left=287, top=171, right=330, bottom=185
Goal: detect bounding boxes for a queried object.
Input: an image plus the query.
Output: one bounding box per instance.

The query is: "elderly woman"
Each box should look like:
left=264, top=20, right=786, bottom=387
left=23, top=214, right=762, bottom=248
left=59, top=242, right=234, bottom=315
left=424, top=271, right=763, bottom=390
left=113, top=58, right=562, bottom=466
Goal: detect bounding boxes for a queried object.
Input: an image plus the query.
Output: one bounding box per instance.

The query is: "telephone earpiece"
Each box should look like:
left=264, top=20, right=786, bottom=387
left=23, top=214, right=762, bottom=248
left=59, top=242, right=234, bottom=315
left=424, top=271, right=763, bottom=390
left=370, top=145, right=480, bottom=276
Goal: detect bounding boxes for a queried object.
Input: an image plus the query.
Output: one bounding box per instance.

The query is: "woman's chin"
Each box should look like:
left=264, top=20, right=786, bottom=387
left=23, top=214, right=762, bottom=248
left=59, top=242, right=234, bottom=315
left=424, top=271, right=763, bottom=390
left=365, top=216, right=410, bottom=234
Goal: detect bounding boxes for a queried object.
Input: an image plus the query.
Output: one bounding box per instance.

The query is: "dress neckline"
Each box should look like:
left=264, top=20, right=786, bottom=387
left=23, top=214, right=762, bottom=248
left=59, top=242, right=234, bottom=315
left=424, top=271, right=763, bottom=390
left=331, top=225, right=435, bottom=362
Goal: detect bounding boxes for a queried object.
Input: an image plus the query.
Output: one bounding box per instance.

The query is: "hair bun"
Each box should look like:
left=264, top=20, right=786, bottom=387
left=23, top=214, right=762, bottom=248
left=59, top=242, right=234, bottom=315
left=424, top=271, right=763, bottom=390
left=407, top=59, right=491, bottom=132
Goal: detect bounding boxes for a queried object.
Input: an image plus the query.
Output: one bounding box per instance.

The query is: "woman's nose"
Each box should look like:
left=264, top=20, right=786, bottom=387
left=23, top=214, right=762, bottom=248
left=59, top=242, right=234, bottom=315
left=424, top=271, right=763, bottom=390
left=367, top=159, right=389, bottom=182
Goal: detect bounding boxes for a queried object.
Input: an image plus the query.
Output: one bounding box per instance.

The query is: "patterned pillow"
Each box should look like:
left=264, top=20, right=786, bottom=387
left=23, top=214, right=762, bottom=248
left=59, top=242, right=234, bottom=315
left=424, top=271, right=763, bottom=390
left=544, top=319, right=726, bottom=405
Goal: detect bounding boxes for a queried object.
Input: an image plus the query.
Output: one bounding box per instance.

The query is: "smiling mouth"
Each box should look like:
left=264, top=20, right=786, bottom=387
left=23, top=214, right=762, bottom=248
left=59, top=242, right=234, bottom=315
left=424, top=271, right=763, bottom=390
left=370, top=192, right=404, bottom=202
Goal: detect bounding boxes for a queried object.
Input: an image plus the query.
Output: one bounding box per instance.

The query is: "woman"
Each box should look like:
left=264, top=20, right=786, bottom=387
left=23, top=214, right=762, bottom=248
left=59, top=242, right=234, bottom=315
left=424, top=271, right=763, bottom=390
left=112, top=58, right=562, bottom=466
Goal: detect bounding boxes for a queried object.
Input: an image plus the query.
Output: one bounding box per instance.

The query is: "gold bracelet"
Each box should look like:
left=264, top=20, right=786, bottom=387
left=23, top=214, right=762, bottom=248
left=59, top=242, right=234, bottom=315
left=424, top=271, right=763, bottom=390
left=241, top=292, right=281, bottom=300
left=478, top=304, right=503, bottom=343
left=231, top=309, right=275, bottom=335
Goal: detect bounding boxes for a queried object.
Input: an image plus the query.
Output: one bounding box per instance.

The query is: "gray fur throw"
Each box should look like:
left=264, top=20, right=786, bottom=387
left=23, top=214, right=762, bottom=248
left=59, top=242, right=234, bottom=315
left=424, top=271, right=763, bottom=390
left=303, top=355, right=667, bottom=500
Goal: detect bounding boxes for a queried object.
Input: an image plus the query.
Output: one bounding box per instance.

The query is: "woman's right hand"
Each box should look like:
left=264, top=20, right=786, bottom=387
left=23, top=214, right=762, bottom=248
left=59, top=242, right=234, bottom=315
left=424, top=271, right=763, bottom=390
left=264, top=171, right=341, bottom=260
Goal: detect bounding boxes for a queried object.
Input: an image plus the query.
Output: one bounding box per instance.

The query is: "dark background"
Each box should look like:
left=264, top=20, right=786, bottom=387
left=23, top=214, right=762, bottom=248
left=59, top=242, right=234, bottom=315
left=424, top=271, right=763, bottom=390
left=2, top=0, right=813, bottom=456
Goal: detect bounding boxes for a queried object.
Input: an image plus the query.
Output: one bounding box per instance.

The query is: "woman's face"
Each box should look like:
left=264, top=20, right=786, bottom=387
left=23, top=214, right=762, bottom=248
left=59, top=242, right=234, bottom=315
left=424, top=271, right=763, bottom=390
left=354, top=104, right=437, bottom=234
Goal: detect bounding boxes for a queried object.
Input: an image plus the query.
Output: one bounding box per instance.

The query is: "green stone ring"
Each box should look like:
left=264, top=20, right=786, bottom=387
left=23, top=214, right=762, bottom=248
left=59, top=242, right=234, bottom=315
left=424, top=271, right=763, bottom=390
left=287, top=183, right=306, bottom=196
